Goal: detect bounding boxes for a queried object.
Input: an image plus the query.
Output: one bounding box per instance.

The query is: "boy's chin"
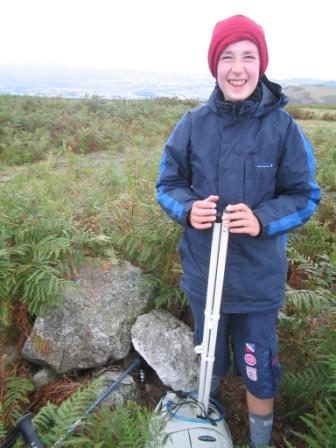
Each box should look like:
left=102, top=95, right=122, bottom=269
left=220, top=82, right=257, bottom=103
left=223, top=86, right=253, bottom=103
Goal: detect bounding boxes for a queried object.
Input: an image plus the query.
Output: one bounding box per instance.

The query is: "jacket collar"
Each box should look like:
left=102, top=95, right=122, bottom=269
left=208, top=76, right=288, bottom=120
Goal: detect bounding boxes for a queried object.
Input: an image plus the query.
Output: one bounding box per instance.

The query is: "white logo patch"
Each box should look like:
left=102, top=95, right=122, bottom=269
left=246, top=366, right=258, bottom=381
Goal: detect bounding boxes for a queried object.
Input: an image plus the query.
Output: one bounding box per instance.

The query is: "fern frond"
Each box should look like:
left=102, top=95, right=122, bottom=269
left=0, top=415, right=7, bottom=442
left=0, top=376, right=34, bottom=441
left=280, top=362, right=331, bottom=419
left=280, top=321, right=336, bottom=423
left=288, top=249, right=336, bottom=290
left=0, top=249, right=16, bottom=284
left=285, top=286, right=336, bottom=318
left=320, top=354, right=336, bottom=393
left=86, top=401, right=163, bottom=448
left=31, top=378, right=102, bottom=447
left=14, top=262, right=65, bottom=315
left=141, top=274, right=186, bottom=308
left=292, top=399, right=336, bottom=448
left=33, top=236, right=72, bottom=261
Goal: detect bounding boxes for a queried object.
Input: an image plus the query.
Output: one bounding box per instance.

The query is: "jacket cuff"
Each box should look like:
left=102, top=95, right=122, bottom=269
left=182, top=202, right=195, bottom=228
left=252, top=211, right=265, bottom=238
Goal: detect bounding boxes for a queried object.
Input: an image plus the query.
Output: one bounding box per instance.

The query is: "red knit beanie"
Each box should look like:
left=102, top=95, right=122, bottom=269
left=208, top=15, right=269, bottom=79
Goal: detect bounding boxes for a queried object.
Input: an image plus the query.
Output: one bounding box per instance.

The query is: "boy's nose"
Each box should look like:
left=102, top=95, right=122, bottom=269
left=231, top=59, right=244, bottom=74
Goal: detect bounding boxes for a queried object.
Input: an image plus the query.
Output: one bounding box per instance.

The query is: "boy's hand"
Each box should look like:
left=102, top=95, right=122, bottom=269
left=226, top=203, right=261, bottom=237
left=189, top=195, right=219, bottom=230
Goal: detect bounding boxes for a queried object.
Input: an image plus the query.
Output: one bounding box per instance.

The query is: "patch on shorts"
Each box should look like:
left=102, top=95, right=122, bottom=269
left=246, top=366, right=258, bottom=381
left=245, top=342, right=255, bottom=353
left=244, top=353, right=257, bottom=366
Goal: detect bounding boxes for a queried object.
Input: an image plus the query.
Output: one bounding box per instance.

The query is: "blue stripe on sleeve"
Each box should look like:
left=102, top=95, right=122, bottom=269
left=157, top=186, right=185, bottom=220
left=268, top=128, right=320, bottom=236
left=156, top=151, right=185, bottom=220
left=269, top=199, right=318, bottom=235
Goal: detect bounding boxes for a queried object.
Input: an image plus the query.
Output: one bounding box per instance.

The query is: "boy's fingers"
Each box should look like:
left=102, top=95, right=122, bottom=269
left=229, top=211, right=246, bottom=220
left=195, top=201, right=217, bottom=209
left=206, top=195, right=219, bottom=202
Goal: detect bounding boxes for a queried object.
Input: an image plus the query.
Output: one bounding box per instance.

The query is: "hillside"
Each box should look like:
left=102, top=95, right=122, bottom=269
left=284, top=84, right=336, bottom=105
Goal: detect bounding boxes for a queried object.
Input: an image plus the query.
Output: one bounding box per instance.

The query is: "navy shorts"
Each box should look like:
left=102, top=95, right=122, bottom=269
left=189, top=300, right=282, bottom=399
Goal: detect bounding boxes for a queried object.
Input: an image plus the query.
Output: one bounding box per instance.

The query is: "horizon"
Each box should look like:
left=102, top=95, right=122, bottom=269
left=1, top=63, right=336, bottom=104
left=1, top=63, right=336, bottom=83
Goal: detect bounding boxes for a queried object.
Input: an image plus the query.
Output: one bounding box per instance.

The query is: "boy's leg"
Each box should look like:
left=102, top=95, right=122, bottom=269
left=246, top=391, right=273, bottom=415
left=231, top=310, right=281, bottom=447
left=246, top=391, right=273, bottom=448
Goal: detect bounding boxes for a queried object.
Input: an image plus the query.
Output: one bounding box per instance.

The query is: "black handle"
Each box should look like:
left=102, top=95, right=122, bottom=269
left=16, top=414, right=45, bottom=448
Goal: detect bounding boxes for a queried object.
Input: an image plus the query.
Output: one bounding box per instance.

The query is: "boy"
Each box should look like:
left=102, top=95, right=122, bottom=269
left=156, top=15, right=320, bottom=447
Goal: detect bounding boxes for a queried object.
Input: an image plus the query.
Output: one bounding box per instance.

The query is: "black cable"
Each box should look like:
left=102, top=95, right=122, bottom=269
left=160, top=392, right=224, bottom=427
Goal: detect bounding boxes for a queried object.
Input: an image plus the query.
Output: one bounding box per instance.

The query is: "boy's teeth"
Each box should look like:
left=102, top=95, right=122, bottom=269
left=229, top=80, right=246, bottom=86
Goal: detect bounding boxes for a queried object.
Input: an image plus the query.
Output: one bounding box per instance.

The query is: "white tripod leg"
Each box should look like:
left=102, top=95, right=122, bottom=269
left=197, top=211, right=229, bottom=416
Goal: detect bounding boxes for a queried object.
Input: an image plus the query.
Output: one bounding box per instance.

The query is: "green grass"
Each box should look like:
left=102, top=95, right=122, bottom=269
left=0, top=95, right=335, bottom=447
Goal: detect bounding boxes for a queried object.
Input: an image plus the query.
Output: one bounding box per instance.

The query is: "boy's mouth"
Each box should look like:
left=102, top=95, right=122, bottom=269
left=228, top=80, right=247, bottom=87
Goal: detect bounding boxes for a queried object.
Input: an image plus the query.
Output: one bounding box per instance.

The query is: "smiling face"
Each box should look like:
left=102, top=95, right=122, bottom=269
left=217, top=40, right=260, bottom=103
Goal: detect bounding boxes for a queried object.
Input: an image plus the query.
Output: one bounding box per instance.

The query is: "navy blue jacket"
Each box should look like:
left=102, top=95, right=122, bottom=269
left=157, top=78, right=321, bottom=313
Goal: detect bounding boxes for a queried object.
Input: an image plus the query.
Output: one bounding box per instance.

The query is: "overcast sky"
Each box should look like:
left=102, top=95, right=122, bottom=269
left=2, top=0, right=335, bottom=80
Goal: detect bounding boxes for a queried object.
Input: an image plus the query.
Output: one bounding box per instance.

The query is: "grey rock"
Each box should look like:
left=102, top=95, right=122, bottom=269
left=22, top=260, right=153, bottom=373
left=131, top=309, right=199, bottom=392
left=33, top=368, right=58, bottom=388
left=97, top=369, right=137, bottom=407
left=1, top=344, right=17, bottom=366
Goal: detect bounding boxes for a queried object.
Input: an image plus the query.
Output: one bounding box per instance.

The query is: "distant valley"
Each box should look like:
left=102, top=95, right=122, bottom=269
left=282, top=84, right=336, bottom=105
left=0, top=64, right=335, bottom=105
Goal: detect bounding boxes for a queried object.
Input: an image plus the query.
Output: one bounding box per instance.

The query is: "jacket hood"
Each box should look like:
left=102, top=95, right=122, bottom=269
left=208, top=75, right=288, bottom=121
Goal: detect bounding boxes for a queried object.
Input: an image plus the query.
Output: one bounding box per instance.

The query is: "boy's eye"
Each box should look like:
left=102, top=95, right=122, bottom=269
left=244, top=54, right=257, bottom=60
left=220, top=55, right=232, bottom=61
